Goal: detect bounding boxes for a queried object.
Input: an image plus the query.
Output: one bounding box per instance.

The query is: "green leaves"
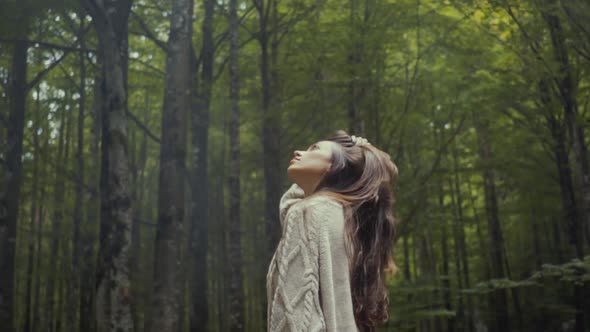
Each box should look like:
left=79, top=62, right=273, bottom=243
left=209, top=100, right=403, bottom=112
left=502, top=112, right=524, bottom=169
left=458, top=256, right=590, bottom=295
left=530, top=256, right=590, bottom=285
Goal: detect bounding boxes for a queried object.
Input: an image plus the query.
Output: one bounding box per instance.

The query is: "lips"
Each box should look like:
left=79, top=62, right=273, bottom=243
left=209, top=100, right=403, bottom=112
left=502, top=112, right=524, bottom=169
left=290, top=158, right=300, bottom=164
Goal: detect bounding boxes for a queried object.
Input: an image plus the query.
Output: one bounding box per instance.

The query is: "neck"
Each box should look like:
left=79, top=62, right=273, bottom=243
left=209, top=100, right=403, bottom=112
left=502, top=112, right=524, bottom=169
left=298, top=179, right=321, bottom=198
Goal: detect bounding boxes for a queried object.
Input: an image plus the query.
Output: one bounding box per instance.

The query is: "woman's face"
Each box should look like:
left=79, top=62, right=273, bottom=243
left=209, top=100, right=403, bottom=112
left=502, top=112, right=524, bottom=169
left=287, top=140, right=336, bottom=188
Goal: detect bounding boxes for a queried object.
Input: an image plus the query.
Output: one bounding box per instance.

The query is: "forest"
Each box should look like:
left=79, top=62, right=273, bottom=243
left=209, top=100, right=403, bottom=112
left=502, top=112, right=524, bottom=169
left=0, top=0, right=589, bottom=331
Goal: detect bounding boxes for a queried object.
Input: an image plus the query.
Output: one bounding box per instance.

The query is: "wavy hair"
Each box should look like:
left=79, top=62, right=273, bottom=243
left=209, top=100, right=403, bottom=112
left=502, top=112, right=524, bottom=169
left=312, top=129, right=399, bottom=331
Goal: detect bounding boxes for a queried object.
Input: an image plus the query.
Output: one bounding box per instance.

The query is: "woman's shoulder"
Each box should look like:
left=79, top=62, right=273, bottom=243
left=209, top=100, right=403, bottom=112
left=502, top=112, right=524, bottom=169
left=299, top=194, right=343, bottom=212
left=295, top=194, right=345, bottom=231
left=284, top=192, right=345, bottom=225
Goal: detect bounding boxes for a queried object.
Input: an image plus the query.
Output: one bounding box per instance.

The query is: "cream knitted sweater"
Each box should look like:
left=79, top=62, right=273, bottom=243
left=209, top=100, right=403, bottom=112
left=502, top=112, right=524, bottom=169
left=266, top=183, right=360, bottom=332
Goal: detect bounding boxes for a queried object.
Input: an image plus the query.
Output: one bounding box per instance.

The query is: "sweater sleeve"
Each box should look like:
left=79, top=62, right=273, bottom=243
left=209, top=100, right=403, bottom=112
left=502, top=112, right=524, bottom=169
left=279, top=183, right=305, bottom=230
left=306, top=199, right=359, bottom=332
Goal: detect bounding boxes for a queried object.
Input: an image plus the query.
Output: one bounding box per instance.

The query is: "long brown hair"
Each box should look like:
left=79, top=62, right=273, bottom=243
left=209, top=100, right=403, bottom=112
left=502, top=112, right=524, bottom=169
left=312, top=129, right=399, bottom=331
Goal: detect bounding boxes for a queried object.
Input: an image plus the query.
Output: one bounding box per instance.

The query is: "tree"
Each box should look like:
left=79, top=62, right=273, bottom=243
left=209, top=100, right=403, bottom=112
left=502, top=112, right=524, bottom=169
left=540, top=0, right=590, bottom=251
left=228, top=0, right=245, bottom=329
left=472, top=109, right=510, bottom=332
left=189, top=0, right=215, bottom=330
left=148, top=0, right=193, bottom=330
left=0, top=37, right=27, bottom=332
left=79, top=0, right=134, bottom=331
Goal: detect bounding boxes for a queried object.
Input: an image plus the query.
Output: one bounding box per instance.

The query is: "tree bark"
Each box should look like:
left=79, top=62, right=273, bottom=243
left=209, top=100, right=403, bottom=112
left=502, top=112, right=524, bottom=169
left=23, top=96, right=40, bottom=332
left=451, top=139, right=474, bottom=332
left=148, top=0, right=193, bottom=330
left=229, top=0, right=244, bottom=329
left=80, top=1, right=134, bottom=331
left=130, top=91, right=149, bottom=331
left=45, top=102, right=68, bottom=332
left=541, top=80, right=586, bottom=332
left=189, top=0, right=214, bottom=330
left=542, top=0, right=590, bottom=251
left=438, top=184, right=453, bottom=332
left=32, top=85, right=47, bottom=332
left=0, top=38, right=27, bottom=332
left=347, top=0, right=368, bottom=135
left=541, top=80, right=583, bottom=258
left=256, top=0, right=283, bottom=264
left=79, top=66, right=103, bottom=332
left=447, top=167, right=465, bottom=330
left=69, top=18, right=87, bottom=331
left=472, top=110, right=509, bottom=332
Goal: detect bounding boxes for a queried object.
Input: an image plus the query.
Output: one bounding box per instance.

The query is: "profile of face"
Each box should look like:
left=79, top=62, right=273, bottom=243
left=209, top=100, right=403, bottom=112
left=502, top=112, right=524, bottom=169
left=287, top=140, right=336, bottom=195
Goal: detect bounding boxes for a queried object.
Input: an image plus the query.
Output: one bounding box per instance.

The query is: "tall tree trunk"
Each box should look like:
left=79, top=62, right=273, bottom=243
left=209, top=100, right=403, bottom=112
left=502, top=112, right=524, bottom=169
left=148, top=0, right=193, bottom=330
left=451, top=139, right=474, bottom=332
left=438, top=183, right=453, bottom=332
left=448, top=176, right=466, bottom=328
left=23, top=100, right=40, bottom=332
left=189, top=0, right=214, bottom=329
left=32, top=186, right=46, bottom=332
left=347, top=0, right=368, bottom=135
left=128, top=91, right=139, bottom=332
left=80, top=66, right=103, bottom=332
left=69, top=18, right=87, bottom=331
left=541, top=80, right=587, bottom=332
left=0, top=38, right=27, bottom=332
left=61, top=92, right=74, bottom=332
left=220, top=111, right=230, bottom=332
left=80, top=1, right=134, bottom=331
left=542, top=0, right=590, bottom=250
left=472, top=110, right=509, bottom=332
left=46, top=105, right=68, bottom=332
left=32, top=86, right=47, bottom=332
left=466, top=178, right=491, bottom=279
left=256, top=0, right=283, bottom=264
left=228, top=0, right=244, bottom=329
left=22, top=196, right=35, bottom=332
left=131, top=91, right=149, bottom=331
left=540, top=79, right=583, bottom=258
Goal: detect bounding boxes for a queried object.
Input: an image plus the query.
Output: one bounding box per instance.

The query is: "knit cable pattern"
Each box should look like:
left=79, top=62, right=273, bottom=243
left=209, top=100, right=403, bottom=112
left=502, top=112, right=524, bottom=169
left=268, top=182, right=356, bottom=331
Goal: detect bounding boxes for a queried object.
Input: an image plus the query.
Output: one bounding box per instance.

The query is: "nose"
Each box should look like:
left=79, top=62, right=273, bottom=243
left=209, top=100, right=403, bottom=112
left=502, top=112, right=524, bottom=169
left=293, top=150, right=302, bottom=158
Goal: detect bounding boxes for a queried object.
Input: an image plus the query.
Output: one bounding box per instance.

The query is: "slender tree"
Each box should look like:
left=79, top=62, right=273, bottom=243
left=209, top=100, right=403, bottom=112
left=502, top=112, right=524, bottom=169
left=253, top=0, right=283, bottom=262
left=68, top=15, right=87, bottom=332
left=472, top=110, right=510, bottom=332
left=45, top=96, right=68, bottom=332
left=189, top=0, right=215, bottom=330
left=148, top=0, right=193, bottom=330
left=0, top=34, right=27, bottom=332
left=80, top=0, right=134, bottom=330
left=540, top=0, right=590, bottom=250
left=228, top=0, right=244, bottom=328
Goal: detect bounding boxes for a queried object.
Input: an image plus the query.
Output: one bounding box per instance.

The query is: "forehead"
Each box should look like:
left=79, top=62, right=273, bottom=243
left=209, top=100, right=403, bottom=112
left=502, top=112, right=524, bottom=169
left=313, top=140, right=339, bottom=153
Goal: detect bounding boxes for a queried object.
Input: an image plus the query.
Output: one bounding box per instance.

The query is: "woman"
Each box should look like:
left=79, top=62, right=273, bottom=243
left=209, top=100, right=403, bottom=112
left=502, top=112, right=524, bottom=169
left=266, top=130, right=399, bottom=332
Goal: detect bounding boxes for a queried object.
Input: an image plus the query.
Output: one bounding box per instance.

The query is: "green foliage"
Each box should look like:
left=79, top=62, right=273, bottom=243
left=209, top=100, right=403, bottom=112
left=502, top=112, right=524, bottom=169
left=530, top=256, right=590, bottom=285
left=1, top=0, right=590, bottom=330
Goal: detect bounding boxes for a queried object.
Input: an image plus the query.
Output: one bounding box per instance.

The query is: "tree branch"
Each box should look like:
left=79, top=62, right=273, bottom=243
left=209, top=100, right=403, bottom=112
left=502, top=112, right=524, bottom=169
left=0, top=38, right=95, bottom=53
left=126, top=110, right=161, bottom=144
left=130, top=10, right=168, bottom=53
left=25, top=25, right=92, bottom=91
left=129, top=57, right=165, bottom=75
left=26, top=51, right=69, bottom=92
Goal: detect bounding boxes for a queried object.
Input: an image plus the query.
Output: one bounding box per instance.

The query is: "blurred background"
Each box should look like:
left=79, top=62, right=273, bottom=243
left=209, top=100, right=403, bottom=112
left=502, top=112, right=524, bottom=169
left=0, top=0, right=589, bottom=331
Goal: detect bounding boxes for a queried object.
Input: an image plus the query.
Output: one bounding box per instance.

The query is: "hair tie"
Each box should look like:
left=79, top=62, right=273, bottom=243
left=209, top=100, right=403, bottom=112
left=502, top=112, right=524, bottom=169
left=351, top=135, right=371, bottom=147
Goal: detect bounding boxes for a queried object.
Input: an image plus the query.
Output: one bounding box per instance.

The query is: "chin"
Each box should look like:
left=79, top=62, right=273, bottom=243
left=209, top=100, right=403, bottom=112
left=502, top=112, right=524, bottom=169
left=287, top=167, right=299, bottom=183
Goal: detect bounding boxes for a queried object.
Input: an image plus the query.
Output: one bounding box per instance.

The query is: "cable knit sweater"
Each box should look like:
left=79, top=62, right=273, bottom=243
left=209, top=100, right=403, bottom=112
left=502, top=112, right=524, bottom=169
left=266, top=183, right=359, bottom=332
